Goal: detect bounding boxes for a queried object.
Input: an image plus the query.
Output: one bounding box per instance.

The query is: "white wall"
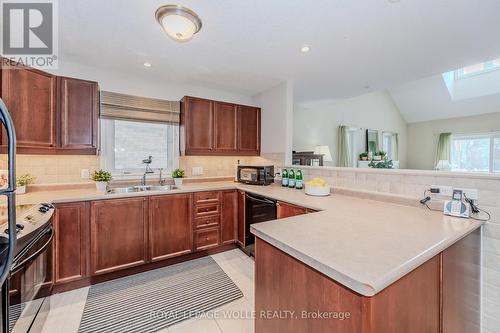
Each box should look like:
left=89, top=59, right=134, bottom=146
left=49, top=60, right=254, bottom=105
left=252, top=81, right=294, bottom=165
left=293, top=90, right=408, bottom=168
left=407, top=112, right=500, bottom=170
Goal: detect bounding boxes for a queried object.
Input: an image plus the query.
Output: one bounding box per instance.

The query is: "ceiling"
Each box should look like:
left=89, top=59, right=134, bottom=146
left=59, top=0, right=500, bottom=103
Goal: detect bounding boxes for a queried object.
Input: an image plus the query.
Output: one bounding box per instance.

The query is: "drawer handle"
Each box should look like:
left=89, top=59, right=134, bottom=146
left=205, top=237, right=209, bottom=241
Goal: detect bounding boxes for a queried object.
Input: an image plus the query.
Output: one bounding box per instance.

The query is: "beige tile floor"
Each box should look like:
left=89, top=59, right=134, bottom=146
left=40, top=249, right=255, bottom=333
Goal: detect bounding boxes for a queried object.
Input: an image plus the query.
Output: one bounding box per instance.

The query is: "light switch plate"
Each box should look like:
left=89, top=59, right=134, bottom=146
left=192, top=166, right=203, bottom=176
left=81, top=169, right=90, bottom=179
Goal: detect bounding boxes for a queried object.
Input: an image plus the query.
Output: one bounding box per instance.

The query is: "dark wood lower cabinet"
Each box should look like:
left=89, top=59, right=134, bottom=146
left=277, top=201, right=308, bottom=219
left=149, top=194, right=193, bottom=261
left=221, top=190, right=238, bottom=244
left=255, top=230, right=480, bottom=333
left=237, top=191, right=245, bottom=247
left=53, top=202, right=89, bottom=285
left=90, top=197, right=148, bottom=275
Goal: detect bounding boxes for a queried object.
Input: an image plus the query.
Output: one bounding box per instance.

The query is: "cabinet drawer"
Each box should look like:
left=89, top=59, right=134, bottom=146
left=195, top=203, right=220, bottom=217
left=195, top=215, right=220, bottom=229
left=195, top=227, right=220, bottom=251
left=194, top=191, right=220, bottom=204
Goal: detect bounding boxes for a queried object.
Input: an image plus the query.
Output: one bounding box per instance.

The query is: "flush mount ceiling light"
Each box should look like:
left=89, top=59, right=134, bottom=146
left=300, top=45, right=311, bottom=53
left=143, top=62, right=152, bottom=68
left=155, top=5, right=202, bottom=42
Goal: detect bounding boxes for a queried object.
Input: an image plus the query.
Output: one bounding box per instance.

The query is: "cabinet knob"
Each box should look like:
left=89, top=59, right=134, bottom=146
left=205, top=237, right=209, bottom=241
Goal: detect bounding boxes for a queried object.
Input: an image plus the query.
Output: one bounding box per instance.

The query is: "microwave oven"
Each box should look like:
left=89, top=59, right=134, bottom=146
left=237, top=165, right=274, bottom=186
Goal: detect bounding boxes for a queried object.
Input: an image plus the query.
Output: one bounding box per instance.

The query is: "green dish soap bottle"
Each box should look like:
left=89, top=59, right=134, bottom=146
left=296, top=169, right=303, bottom=189
left=288, top=169, right=295, bottom=188
left=281, top=168, right=288, bottom=187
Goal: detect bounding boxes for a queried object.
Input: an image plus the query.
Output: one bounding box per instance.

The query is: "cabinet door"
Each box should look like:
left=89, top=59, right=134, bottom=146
left=183, top=97, right=214, bottom=153
left=53, top=202, right=89, bottom=284
left=1, top=66, right=56, bottom=150
left=149, top=194, right=193, bottom=262
left=238, top=105, right=260, bottom=155
left=221, top=190, right=237, bottom=244
left=237, top=191, right=246, bottom=247
left=277, top=201, right=308, bottom=219
left=58, top=77, right=99, bottom=153
left=90, top=197, right=148, bottom=275
left=214, top=101, right=238, bottom=153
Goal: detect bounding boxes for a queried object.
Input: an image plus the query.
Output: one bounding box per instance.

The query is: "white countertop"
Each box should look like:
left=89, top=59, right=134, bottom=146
left=17, top=181, right=482, bottom=296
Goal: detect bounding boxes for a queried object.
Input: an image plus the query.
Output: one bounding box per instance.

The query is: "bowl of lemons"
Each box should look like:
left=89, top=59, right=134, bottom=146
left=305, top=177, right=331, bottom=196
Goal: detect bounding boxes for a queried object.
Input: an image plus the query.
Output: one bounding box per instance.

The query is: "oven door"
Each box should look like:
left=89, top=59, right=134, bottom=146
left=8, top=224, right=53, bottom=333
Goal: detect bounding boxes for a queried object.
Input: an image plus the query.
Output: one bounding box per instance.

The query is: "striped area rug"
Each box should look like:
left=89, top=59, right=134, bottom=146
left=78, top=256, right=243, bottom=333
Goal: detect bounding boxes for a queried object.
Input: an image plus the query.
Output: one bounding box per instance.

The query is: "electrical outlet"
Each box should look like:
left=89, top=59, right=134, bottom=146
left=191, top=166, right=203, bottom=176
left=430, top=185, right=453, bottom=197
left=81, top=169, right=90, bottom=179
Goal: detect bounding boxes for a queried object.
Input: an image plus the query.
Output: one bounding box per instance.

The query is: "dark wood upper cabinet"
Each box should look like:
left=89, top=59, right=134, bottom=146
left=1, top=64, right=56, bottom=151
left=57, top=77, right=99, bottom=154
left=149, top=194, right=193, bottom=262
left=214, top=101, right=238, bottom=153
left=0, top=60, right=99, bottom=155
left=238, top=105, right=260, bottom=155
left=221, top=190, right=238, bottom=245
left=181, top=96, right=260, bottom=156
left=53, top=202, right=89, bottom=285
left=181, top=96, right=214, bottom=153
left=90, top=197, right=148, bottom=275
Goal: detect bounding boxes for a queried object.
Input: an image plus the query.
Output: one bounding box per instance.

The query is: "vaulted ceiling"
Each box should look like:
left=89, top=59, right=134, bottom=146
left=59, top=0, right=500, bottom=104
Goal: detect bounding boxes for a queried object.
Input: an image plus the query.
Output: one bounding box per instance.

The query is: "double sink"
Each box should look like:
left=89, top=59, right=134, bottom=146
left=106, top=185, right=177, bottom=195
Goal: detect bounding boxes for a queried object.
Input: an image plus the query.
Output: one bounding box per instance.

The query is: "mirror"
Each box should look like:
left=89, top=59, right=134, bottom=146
left=366, top=130, right=379, bottom=157
left=293, top=57, right=500, bottom=173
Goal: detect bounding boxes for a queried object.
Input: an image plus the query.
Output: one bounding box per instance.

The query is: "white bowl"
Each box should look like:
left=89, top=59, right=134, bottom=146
left=305, top=185, right=330, bottom=196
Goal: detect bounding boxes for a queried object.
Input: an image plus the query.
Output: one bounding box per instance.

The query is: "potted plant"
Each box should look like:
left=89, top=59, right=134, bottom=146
left=374, top=150, right=386, bottom=161
left=16, top=174, right=36, bottom=194
left=359, top=152, right=368, bottom=161
left=91, top=170, right=112, bottom=191
left=171, top=169, right=185, bottom=186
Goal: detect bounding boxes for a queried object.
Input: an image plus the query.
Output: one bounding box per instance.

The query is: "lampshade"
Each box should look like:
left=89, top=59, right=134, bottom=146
left=435, top=160, right=452, bottom=171
left=155, top=5, right=202, bottom=42
left=314, top=145, right=333, bottom=162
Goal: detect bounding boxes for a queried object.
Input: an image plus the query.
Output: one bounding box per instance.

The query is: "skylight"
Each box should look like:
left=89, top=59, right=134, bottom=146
left=455, top=59, right=500, bottom=79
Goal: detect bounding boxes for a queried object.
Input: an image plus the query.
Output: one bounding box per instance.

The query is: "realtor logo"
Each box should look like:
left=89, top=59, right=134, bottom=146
left=1, top=0, right=58, bottom=69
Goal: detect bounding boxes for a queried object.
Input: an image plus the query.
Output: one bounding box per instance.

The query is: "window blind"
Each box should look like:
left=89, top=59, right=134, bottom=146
left=100, top=91, right=180, bottom=124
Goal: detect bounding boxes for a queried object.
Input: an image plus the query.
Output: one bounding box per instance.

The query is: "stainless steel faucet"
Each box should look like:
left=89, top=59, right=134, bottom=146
left=158, top=168, right=166, bottom=185
left=141, top=155, right=154, bottom=186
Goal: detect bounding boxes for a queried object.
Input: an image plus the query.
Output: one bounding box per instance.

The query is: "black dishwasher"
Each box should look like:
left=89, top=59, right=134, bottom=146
left=245, top=193, right=277, bottom=256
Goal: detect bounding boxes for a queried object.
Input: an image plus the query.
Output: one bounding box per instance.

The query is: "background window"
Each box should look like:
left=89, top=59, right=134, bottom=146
left=101, top=119, right=179, bottom=175
left=450, top=133, right=498, bottom=173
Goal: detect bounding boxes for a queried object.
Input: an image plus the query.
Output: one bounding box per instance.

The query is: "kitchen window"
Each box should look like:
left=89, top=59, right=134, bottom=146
left=450, top=132, right=500, bottom=173
left=101, top=119, right=179, bottom=176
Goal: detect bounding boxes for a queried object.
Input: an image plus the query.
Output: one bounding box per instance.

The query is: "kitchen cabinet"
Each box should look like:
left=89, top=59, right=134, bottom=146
left=181, top=96, right=260, bottom=156
left=149, top=194, right=193, bottom=262
left=214, top=101, right=238, bottom=153
left=238, top=105, right=260, bottom=155
left=0, top=60, right=99, bottom=154
left=277, top=201, right=308, bottom=219
left=221, top=190, right=238, bottom=244
left=53, top=202, right=89, bottom=285
left=181, top=96, right=214, bottom=153
left=194, top=226, right=221, bottom=251
left=57, top=76, right=99, bottom=154
left=90, top=197, right=148, bottom=275
left=193, top=191, right=221, bottom=251
left=237, top=190, right=246, bottom=247
left=1, top=63, right=56, bottom=151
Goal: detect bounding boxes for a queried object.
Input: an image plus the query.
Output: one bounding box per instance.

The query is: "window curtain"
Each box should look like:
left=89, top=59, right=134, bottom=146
left=337, top=125, right=351, bottom=167
left=435, top=133, right=451, bottom=166
left=392, top=133, right=399, bottom=160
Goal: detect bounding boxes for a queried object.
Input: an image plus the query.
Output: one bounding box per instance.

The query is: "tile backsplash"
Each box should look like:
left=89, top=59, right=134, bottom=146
left=0, top=155, right=100, bottom=184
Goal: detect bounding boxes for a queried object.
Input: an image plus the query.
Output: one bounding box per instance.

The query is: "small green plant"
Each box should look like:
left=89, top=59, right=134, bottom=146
left=91, top=170, right=112, bottom=182
left=376, top=150, right=387, bottom=157
left=368, top=160, right=394, bottom=169
left=16, top=174, right=36, bottom=186
left=359, top=152, right=368, bottom=159
left=171, top=169, right=185, bottom=178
